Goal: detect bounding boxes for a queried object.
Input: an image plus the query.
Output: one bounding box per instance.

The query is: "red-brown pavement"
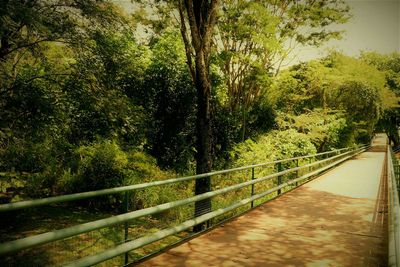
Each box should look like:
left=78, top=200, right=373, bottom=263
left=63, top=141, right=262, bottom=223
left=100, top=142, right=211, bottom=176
left=137, top=134, right=388, bottom=267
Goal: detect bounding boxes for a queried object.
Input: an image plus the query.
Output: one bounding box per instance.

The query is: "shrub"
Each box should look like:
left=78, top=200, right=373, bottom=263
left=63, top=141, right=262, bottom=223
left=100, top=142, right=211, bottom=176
left=74, top=141, right=128, bottom=192
left=56, top=142, right=190, bottom=216
left=124, top=151, right=191, bottom=219
left=231, top=129, right=317, bottom=167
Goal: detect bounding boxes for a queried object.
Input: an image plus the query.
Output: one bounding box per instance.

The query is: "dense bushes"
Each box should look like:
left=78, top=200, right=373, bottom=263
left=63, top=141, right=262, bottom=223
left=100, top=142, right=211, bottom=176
left=276, top=111, right=352, bottom=151
left=231, top=129, right=317, bottom=167
left=0, top=0, right=398, bottom=210
left=49, top=141, right=189, bottom=211
left=271, top=52, right=398, bottom=146
left=66, top=141, right=128, bottom=192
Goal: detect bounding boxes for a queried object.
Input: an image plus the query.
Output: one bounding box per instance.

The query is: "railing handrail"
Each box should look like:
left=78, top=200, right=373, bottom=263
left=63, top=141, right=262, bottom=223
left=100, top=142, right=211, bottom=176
left=67, top=146, right=367, bottom=267
left=0, top=146, right=367, bottom=257
left=388, top=146, right=400, bottom=267
left=0, top=146, right=363, bottom=212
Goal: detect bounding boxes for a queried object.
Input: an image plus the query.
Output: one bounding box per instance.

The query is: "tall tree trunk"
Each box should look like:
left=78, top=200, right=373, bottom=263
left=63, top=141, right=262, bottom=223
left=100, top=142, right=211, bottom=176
left=178, top=0, right=219, bottom=232
left=193, top=54, right=212, bottom=231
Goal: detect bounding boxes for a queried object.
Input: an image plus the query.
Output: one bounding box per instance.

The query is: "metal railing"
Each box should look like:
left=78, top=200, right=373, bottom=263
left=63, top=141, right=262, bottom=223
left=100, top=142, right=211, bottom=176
left=388, top=146, right=400, bottom=267
left=0, top=145, right=368, bottom=266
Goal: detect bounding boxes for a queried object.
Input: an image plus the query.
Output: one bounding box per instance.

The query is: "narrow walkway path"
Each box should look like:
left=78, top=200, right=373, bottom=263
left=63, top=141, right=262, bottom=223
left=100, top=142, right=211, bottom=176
left=138, top=135, right=388, bottom=267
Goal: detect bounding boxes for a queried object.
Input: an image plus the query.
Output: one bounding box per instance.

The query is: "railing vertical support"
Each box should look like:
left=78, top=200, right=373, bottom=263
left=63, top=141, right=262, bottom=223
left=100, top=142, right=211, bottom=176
left=396, top=161, right=400, bottom=195
left=295, top=159, right=299, bottom=187
left=277, top=162, right=283, bottom=195
left=124, top=191, right=130, bottom=265
left=251, top=167, right=255, bottom=208
left=0, top=146, right=364, bottom=265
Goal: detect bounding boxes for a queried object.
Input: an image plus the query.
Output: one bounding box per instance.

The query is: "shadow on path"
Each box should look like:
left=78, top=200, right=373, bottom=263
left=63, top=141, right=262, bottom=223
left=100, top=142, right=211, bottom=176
left=137, top=137, right=388, bottom=267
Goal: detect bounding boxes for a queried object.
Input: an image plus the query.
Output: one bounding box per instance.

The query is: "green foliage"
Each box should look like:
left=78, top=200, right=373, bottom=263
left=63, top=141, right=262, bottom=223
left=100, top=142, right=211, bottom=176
left=56, top=141, right=187, bottom=211
left=75, top=141, right=128, bottom=191
left=125, top=151, right=174, bottom=184
left=129, top=29, right=197, bottom=172
left=325, top=53, right=397, bottom=141
left=271, top=52, right=398, bottom=144
left=53, top=141, right=128, bottom=209
left=271, top=61, right=330, bottom=114
left=0, top=1, right=146, bottom=170
left=1, top=138, right=54, bottom=173
left=360, top=52, right=400, bottom=145
left=124, top=151, right=191, bottom=214
left=24, top=170, right=58, bottom=198
left=231, top=129, right=317, bottom=167
left=1, top=0, right=397, bottom=218
left=335, top=80, right=380, bottom=121
left=276, top=110, right=352, bottom=151
left=64, top=28, right=150, bottom=146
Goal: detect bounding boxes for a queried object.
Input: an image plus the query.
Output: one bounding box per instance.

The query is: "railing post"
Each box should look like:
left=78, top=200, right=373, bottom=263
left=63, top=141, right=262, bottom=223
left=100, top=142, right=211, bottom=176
left=277, top=162, right=283, bottom=195
left=251, top=167, right=255, bottom=208
left=123, top=191, right=130, bottom=265
left=396, top=162, right=400, bottom=192
left=295, top=158, right=299, bottom=187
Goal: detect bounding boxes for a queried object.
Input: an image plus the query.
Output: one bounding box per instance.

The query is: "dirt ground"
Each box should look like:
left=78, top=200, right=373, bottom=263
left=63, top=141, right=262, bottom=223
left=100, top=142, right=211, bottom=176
left=136, top=134, right=388, bottom=267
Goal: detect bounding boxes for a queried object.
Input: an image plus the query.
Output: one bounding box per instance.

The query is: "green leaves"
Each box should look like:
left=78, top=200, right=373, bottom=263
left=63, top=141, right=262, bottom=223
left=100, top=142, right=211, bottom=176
left=137, top=30, right=197, bottom=172
left=276, top=110, right=349, bottom=150
left=282, top=0, right=350, bottom=46
left=361, top=52, right=400, bottom=145
left=231, top=129, right=317, bottom=167
left=213, top=0, right=350, bottom=141
left=271, top=51, right=400, bottom=146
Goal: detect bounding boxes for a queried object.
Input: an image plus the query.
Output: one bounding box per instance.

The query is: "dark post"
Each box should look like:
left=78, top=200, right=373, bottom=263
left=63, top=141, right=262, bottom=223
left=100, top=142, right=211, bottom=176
left=124, top=191, right=130, bottom=265
left=396, top=164, right=400, bottom=191
left=251, top=167, right=255, bottom=208
left=277, top=162, right=283, bottom=195
left=397, top=163, right=400, bottom=195
left=295, top=158, right=299, bottom=187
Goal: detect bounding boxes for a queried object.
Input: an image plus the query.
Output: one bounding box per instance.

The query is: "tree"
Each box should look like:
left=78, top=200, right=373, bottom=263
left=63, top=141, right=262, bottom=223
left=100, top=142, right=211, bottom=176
left=0, top=0, right=131, bottom=141
left=130, top=29, right=197, bottom=172
left=361, top=52, right=400, bottom=145
left=0, top=0, right=125, bottom=86
left=325, top=53, right=397, bottom=143
left=215, top=0, right=350, bottom=140
left=272, top=52, right=398, bottom=145
left=0, top=0, right=147, bottom=174
left=134, top=0, right=350, bottom=142
left=216, top=0, right=278, bottom=140
left=177, top=0, right=220, bottom=231
left=65, top=27, right=149, bottom=146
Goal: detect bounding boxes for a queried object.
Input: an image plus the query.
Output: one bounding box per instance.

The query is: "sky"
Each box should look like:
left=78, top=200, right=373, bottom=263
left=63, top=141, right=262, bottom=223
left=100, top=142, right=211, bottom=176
left=292, top=0, right=400, bottom=64
left=115, top=0, right=400, bottom=63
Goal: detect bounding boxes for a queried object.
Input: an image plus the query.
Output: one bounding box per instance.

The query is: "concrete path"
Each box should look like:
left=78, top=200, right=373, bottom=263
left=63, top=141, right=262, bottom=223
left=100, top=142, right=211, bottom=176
left=137, top=134, right=388, bottom=267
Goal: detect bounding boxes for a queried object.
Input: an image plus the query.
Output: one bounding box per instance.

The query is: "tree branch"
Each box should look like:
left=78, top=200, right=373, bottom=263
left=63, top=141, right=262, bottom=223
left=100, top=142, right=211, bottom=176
left=178, top=1, right=196, bottom=82
left=184, top=0, right=201, bottom=52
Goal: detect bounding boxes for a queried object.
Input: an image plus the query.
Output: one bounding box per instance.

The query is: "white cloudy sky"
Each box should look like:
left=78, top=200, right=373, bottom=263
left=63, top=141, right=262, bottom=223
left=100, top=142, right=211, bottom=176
left=292, top=0, right=400, bottom=64
left=115, top=0, right=400, bottom=63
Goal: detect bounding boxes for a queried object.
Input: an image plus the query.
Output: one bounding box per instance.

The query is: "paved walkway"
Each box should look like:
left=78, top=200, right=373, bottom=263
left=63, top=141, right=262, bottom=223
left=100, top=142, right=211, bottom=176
left=137, top=135, right=388, bottom=267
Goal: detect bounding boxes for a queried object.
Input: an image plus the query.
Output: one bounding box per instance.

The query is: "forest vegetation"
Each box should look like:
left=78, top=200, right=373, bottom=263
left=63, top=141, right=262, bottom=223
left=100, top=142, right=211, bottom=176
left=1, top=1, right=400, bottom=265
left=0, top=0, right=399, bottom=208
